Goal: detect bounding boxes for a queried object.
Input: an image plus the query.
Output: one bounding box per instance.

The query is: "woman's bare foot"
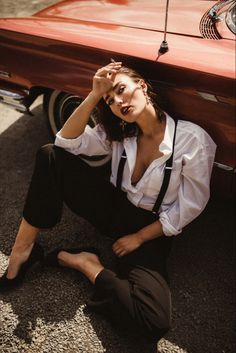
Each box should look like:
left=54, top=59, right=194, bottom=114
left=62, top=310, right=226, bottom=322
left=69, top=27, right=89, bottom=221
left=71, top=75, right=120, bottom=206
left=57, top=251, right=104, bottom=284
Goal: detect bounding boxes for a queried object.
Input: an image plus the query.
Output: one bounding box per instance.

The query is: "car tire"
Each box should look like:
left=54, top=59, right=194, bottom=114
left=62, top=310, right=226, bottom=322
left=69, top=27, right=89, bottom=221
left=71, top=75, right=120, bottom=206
left=43, top=90, right=111, bottom=166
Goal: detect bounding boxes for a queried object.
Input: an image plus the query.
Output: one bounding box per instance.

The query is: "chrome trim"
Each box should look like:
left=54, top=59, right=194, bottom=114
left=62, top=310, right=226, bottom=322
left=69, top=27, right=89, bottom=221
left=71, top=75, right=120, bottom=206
left=0, top=89, right=27, bottom=99
left=208, top=0, right=234, bottom=21
left=0, top=88, right=29, bottom=112
left=200, top=0, right=234, bottom=39
left=226, top=2, right=236, bottom=34
left=0, top=71, right=11, bottom=78
left=214, top=162, right=234, bottom=171
left=197, top=91, right=218, bottom=102
left=0, top=100, right=28, bottom=112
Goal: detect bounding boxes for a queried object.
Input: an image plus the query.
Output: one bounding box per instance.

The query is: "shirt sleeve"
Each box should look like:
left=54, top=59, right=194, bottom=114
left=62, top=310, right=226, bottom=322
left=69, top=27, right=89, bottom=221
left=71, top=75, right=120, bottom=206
left=54, top=124, right=112, bottom=156
left=159, top=128, right=217, bottom=236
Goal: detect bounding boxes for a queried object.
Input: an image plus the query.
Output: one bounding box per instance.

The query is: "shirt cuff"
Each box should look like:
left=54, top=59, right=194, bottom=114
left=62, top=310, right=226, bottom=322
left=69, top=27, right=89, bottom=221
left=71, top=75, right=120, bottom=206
left=55, top=131, right=83, bottom=151
left=159, top=212, right=182, bottom=236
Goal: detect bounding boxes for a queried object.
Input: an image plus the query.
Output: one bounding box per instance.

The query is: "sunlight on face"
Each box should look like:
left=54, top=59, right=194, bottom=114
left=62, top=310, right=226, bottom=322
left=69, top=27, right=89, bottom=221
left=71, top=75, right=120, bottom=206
left=103, top=73, right=147, bottom=122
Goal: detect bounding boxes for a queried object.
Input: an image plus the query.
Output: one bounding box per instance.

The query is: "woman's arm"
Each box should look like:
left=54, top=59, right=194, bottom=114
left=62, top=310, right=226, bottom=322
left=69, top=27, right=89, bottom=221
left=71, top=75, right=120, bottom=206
left=59, top=62, right=122, bottom=139
left=112, top=220, right=164, bottom=257
left=159, top=131, right=216, bottom=236
left=113, top=124, right=216, bottom=257
left=59, top=92, right=101, bottom=139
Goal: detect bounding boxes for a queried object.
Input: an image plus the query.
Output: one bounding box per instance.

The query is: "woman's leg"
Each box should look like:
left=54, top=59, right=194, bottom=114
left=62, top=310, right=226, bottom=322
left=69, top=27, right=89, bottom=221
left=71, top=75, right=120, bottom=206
left=5, top=143, right=112, bottom=279
left=57, top=248, right=171, bottom=341
left=5, top=144, right=83, bottom=279
left=60, top=190, right=172, bottom=340
left=93, top=265, right=171, bottom=341
left=56, top=176, right=173, bottom=339
left=6, top=218, right=39, bottom=279
left=5, top=143, right=64, bottom=279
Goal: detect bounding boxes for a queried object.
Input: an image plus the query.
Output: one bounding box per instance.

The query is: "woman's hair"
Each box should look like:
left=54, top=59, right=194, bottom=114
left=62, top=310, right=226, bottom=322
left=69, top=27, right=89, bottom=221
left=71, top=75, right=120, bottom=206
left=96, top=66, right=165, bottom=142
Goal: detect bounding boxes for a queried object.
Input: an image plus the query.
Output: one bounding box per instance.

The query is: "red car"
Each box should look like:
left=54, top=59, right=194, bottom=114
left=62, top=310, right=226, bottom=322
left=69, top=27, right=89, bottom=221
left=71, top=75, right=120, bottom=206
left=0, top=0, right=235, bottom=197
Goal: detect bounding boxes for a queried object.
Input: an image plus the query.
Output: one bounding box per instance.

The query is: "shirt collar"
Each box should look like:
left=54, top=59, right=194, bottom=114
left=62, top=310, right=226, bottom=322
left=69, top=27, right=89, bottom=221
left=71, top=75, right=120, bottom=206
left=159, top=114, right=175, bottom=157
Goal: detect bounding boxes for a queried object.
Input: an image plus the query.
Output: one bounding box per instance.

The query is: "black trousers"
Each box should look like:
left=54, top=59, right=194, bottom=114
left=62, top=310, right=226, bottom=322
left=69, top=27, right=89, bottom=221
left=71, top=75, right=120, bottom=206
left=23, top=144, right=172, bottom=341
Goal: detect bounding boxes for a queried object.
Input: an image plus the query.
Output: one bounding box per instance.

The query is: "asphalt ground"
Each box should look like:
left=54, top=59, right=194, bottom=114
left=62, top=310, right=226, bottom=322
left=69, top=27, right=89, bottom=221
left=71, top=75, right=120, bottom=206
left=0, top=1, right=235, bottom=353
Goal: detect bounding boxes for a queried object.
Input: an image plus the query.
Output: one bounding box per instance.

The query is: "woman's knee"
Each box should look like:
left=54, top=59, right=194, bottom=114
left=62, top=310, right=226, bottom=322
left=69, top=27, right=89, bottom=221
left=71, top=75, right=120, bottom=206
left=35, top=144, right=67, bottom=169
left=136, top=290, right=171, bottom=341
left=36, top=143, right=55, bottom=163
left=129, top=268, right=172, bottom=336
left=136, top=288, right=171, bottom=329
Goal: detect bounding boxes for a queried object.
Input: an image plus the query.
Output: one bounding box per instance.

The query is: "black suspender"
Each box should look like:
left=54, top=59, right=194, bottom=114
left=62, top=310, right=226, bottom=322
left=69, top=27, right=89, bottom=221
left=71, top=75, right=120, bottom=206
left=116, top=149, right=127, bottom=190
left=152, top=120, right=178, bottom=213
left=116, top=120, right=178, bottom=214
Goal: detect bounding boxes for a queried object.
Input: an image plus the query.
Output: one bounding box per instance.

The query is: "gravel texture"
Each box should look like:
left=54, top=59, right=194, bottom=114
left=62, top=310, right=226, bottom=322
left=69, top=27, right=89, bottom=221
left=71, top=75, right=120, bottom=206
left=0, top=1, right=235, bottom=353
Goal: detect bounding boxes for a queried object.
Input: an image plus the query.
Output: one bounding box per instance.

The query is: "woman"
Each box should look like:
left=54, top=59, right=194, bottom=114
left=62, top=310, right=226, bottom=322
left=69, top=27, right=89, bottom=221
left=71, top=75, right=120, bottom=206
left=0, top=61, right=216, bottom=340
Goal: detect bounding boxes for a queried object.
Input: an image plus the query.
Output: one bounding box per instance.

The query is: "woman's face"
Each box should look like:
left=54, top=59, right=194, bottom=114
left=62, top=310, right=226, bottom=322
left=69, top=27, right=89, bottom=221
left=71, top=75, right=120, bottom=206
left=103, top=73, right=147, bottom=123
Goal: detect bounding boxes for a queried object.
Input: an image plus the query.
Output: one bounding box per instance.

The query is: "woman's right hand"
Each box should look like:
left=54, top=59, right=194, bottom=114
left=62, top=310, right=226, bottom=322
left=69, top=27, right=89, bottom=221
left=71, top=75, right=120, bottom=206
left=91, top=62, right=122, bottom=99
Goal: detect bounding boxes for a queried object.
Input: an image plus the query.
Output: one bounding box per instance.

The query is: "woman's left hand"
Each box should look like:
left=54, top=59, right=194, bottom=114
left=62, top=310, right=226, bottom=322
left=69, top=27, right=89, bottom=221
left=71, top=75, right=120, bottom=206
left=112, top=233, right=143, bottom=257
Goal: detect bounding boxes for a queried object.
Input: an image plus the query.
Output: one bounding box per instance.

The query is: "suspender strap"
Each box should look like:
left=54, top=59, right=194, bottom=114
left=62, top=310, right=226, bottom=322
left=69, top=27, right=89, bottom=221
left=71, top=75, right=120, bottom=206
left=152, top=120, right=178, bottom=214
left=116, top=149, right=127, bottom=189
left=116, top=120, right=178, bottom=213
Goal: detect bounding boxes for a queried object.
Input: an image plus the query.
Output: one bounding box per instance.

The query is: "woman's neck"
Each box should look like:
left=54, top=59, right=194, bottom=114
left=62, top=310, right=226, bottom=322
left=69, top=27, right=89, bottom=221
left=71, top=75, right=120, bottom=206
left=136, top=104, right=165, bottom=137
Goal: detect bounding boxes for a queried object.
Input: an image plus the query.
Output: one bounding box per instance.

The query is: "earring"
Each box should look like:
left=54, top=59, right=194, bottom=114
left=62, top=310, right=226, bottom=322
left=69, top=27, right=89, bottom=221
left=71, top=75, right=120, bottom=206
left=120, top=120, right=127, bottom=131
left=146, top=95, right=151, bottom=105
left=143, top=90, right=151, bottom=105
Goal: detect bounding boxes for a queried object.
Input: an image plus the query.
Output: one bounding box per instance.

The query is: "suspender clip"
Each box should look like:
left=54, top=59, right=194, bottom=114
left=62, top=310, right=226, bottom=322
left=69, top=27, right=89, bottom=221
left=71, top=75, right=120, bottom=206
left=165, top=166, right=172, bottom=170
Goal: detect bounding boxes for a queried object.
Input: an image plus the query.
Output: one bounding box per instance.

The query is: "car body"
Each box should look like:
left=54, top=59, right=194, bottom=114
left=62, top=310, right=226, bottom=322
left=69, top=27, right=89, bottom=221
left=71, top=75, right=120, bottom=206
left=0, top=0, right=235, bottom=197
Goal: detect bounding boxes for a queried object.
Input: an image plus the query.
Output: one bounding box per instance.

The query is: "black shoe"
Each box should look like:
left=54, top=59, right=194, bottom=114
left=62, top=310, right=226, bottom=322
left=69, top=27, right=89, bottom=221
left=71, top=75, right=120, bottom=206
left=44, top=247, right=100, bottom=267
left=0, top=242, right=44, bottom=293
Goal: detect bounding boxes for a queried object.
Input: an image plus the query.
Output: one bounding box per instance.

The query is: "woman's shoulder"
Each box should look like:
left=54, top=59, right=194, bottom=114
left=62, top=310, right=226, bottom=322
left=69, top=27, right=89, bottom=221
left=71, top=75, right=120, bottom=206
left=177, top=119, right=206, bottom=135
left=176, top=119, right=216, bottom=147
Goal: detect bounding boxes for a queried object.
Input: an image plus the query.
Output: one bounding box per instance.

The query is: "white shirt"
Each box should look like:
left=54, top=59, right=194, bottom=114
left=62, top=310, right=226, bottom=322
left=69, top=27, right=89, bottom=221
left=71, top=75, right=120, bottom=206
left=55, top=115, right=216, bottom=236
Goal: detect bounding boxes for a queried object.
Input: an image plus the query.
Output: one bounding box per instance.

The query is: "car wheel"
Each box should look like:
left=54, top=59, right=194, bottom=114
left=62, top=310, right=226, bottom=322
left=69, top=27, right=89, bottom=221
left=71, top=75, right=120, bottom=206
left=43, top=90, right=98, bottom=136
left=43, top=90, right=111, bottom=166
